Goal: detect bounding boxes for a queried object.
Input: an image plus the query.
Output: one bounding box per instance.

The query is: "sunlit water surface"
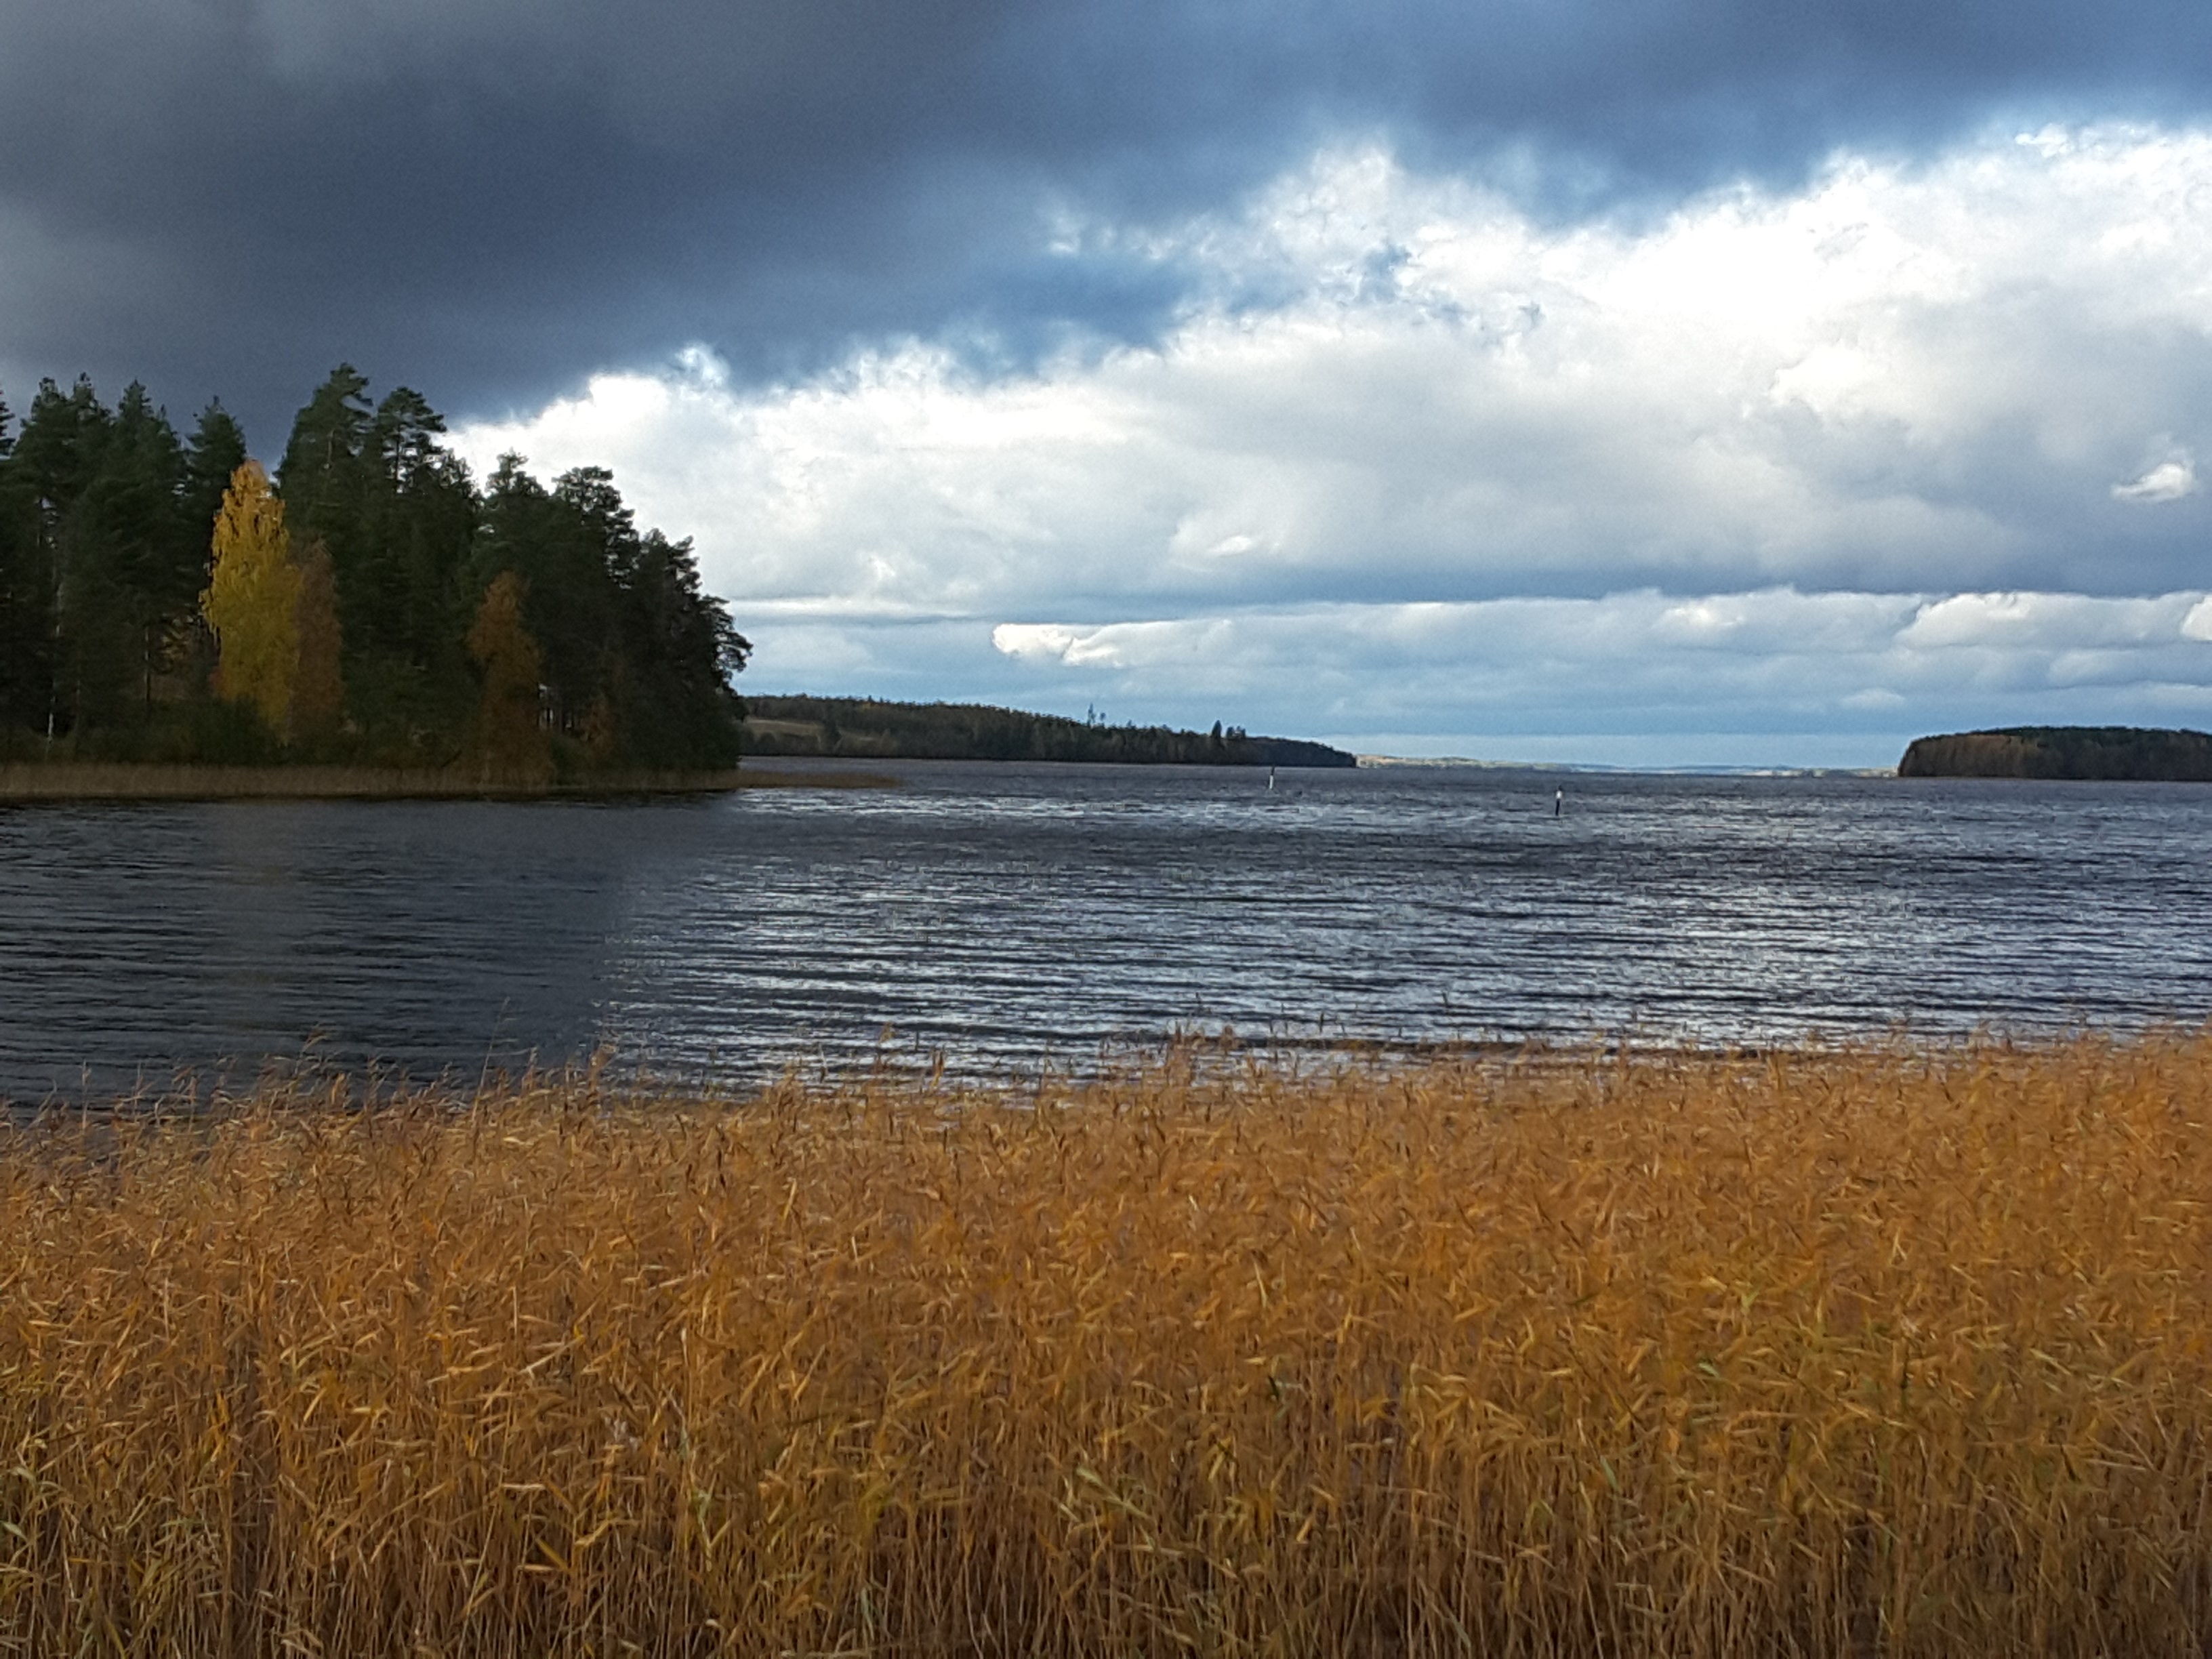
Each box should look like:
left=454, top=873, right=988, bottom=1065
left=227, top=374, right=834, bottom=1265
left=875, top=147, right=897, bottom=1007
left=3, top=761, right=2209, bottom=1098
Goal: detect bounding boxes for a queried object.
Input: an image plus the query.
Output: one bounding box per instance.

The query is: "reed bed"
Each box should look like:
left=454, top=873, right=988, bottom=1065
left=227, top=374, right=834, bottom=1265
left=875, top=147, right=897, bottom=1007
left=2, top=1039, right=2209, bottom=1656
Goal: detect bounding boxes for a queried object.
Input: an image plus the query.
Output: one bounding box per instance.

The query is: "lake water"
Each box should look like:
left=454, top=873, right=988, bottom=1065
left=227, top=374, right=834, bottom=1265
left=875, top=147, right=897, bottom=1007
left=3, top=760, right=2210, bottom=1100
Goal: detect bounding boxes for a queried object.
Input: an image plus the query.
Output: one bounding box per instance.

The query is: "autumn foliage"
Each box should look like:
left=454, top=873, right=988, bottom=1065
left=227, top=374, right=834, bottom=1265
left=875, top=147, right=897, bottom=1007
left=200, top=459, right=300, bottom=735
left=3, top=1039, right=2211, bottom=1656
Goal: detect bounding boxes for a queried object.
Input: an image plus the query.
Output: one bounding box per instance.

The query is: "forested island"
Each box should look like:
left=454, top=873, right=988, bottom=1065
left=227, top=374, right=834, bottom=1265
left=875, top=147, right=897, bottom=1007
left=744, top=695, right=1356, bottom=767
left=1899, top=726, right=2212, bottom=780
left=0, top=367, right=746, bottom=780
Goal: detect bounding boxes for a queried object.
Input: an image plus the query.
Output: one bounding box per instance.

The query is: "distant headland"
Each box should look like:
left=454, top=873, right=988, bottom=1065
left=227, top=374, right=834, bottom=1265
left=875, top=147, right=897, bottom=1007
left=1898, top=726, right=2212, bottom=781
left=744, top=695, right=1357, bottom=768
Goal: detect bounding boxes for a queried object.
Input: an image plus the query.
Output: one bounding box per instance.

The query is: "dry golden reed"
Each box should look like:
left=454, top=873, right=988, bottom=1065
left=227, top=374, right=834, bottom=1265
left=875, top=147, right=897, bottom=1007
left=3, top=1039, right=2210, bottom=1656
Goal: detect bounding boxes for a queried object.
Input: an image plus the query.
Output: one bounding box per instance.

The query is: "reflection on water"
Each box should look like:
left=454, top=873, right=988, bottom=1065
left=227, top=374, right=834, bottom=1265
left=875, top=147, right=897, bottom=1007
left=3, top=761, right=2210, bottom=1097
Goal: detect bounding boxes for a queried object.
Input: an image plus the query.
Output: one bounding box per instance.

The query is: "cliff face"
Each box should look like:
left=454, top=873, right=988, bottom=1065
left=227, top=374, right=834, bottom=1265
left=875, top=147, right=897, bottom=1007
left=1898, top=726, right=2212, bottom=781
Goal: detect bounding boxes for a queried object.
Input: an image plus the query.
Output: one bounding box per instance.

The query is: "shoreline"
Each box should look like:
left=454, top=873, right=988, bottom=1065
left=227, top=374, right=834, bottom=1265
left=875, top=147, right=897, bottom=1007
left=0, top=760, right=900, bottom=802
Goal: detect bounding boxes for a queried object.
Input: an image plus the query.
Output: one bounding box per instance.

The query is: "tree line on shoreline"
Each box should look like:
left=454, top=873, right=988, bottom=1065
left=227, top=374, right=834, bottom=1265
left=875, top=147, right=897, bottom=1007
left=1898, top=725, right=2212, bottom=781
left=0, top=367, right=747, bottom=774
left=743, top=695, right=1357, bottom=767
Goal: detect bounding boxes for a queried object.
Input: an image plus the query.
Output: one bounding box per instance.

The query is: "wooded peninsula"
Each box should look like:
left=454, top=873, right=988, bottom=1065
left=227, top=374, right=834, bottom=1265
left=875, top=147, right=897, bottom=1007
left=1898, top=725, right=2212, bottom=780
left=0, top=369, right=1365, bottom=791
left=0, top=368, right=747, bottom=780
left=743, top=695, right=1356, bottom=767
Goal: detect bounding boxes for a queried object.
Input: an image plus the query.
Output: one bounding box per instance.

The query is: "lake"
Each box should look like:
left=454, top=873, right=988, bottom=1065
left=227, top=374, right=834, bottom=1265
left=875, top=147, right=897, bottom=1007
left=4, top=760, right=2210, bottom=1099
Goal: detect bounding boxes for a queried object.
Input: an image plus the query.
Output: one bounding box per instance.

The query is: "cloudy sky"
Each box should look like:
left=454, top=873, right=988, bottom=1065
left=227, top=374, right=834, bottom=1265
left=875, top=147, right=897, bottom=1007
left=9, top=2, right=2212, bottom=764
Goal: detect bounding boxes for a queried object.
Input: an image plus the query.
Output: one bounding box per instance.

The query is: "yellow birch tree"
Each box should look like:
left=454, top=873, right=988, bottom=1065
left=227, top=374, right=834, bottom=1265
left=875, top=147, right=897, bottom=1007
left=201, top=460, right=300, bottom=737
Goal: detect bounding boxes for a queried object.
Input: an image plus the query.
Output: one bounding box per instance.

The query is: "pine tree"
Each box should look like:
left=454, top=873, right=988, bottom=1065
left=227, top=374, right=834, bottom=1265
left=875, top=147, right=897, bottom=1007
left=182, top=403, right=247, bottom=566
left=363, top=385, right=476, bottom=726
left=13, top=377, right=111, bottom=514
left=291, top=540, right=345, bottom=746
left=466, top=570, right=550, bottom=779
left=0, top=384, right=36, bottom=739
left=202, top=461, right=300, bottom=737
left=8, top=377, right=113, bottom=740
left=276, top=367, right=371, bottom=539
left=615, top=529, right=746, bottom=766
left=279, top=369, right=477, bottom=748
left=479, top=457, right=614, bottom=735
left=70, top=384, right=192, bottom=723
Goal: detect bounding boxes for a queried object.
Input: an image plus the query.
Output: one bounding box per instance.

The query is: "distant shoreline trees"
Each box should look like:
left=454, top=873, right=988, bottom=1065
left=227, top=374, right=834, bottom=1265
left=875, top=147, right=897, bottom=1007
left=1898, top=726, right=2212, bottom=781
left=0, top=366, right=747, bottom=773
left=741, top=695, right=1357, bottom=768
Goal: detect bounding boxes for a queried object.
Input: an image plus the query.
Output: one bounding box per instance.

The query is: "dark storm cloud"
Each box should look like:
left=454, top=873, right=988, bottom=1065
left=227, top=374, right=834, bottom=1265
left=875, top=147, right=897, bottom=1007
left=3, top=0, right=2209, bottom=446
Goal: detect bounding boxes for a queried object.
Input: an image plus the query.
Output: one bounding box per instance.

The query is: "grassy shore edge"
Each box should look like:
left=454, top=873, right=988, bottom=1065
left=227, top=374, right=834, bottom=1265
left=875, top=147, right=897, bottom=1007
left=4, top=1039, right=2210, bottom=1655
left=0, top=761, right=899, bottom=800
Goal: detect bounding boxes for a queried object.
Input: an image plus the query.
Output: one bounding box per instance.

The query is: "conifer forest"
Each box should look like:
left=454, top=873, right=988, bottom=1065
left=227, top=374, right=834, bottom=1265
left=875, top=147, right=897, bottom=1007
left=0, top=366, right=748, bottom=774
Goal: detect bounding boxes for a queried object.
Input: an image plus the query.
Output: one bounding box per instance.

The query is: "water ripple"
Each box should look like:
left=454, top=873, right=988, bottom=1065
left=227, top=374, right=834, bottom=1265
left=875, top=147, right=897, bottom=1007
left=2, top=762, right=2209, bottom=1098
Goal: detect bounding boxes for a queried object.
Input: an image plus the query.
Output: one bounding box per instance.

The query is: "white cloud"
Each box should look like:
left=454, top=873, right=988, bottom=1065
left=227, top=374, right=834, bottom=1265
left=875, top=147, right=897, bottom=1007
left=452, top=125, right=2212, bottom=756
left=978, top=588, right=2212, bottom=762
left=1896, top=590, right=2194, bottom=650
left=989, top=587, right=2212, bottom=693
left=2113, top=455, right=2200, bottom=503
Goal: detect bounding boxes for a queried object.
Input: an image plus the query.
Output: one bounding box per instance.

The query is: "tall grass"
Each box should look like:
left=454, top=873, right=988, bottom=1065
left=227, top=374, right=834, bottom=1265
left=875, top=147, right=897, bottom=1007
left=3, top=1040, right=2209, bottom=1656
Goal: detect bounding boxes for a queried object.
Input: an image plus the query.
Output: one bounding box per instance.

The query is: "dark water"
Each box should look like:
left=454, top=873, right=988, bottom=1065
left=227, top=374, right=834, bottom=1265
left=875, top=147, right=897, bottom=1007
left=3, top=761, right=2210, bottom=1099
